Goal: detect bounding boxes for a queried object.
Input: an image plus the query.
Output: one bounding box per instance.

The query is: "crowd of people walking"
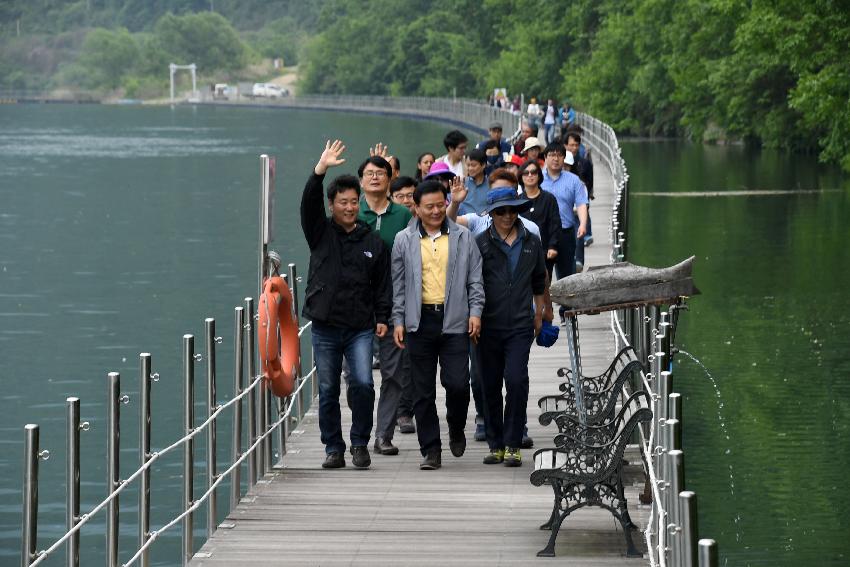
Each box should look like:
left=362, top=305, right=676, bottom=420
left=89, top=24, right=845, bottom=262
left=299, top=114, right=593, bottom=470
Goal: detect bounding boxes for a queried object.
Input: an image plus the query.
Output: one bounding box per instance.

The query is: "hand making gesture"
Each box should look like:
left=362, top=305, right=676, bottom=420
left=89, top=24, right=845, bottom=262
left=449, top=175, right=466, bottom=204
left=314, top=139, right=347, bottom=176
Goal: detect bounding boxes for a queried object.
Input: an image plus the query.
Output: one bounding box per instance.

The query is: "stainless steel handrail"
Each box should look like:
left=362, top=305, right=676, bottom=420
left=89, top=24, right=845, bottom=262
left=25, top=315, right=314, bottom=567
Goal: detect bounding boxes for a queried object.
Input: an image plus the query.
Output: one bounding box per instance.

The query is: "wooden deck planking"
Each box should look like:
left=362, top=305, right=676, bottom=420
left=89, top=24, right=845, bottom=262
left=190, top=159, right=650, bottom=566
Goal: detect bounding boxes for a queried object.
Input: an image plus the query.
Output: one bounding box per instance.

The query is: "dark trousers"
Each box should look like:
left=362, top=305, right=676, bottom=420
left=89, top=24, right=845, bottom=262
left=470, top=342, right=485, bottom=419
left=397, top=354, right=415, bottom=418
left=407, top=309, right=470, bottom=455
left=311, top=322, right=375, bottom=454
left=478, top=326, right=534, bottom=450
left=554, top=227, right=577, bottom=281
left=375, top=334, right=410, bottom=440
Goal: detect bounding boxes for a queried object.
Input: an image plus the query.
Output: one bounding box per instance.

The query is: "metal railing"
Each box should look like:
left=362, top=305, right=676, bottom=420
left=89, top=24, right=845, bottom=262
left=20, top=284, right=315, bottom=567
left=577, top=112, right=719, bottom=567
left=196, top=91, right=523, bottom=137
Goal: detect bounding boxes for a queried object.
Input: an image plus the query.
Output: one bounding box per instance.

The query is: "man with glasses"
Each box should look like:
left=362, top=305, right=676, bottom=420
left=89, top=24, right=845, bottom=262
left=473, top=171, right=547, bottom=467
left=541, top=142, right=588, bottom=284
left=391, top=180, right=484, bottom=470
left=357, top=156, right=413, bottom=456
left=390, top=176, right=417, bottom=215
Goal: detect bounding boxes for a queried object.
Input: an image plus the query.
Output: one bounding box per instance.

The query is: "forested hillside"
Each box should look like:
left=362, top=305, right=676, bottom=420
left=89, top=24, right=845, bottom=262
left=1, top=0, right=848, bottom=169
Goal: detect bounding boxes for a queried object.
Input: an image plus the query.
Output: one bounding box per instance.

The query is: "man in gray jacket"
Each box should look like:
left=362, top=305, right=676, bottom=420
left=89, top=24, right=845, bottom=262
left=392, top=180, right=484, bottom=470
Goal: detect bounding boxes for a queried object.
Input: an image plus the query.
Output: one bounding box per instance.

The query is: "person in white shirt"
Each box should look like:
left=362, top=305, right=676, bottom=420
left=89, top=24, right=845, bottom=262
left=436, top=130, right=468, bottom=178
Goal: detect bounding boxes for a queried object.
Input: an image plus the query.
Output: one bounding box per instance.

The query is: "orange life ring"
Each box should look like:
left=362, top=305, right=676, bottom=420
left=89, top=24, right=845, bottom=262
left=258, top=276, right=300, bottom=398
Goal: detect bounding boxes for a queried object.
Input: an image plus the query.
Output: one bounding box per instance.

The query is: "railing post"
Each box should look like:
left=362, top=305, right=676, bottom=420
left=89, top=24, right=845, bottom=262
left=698, top=538, right=718, bottom=567
left=66, top=398, right=82, bottom=567
left=231, top=306, right=245, bottom=509
left=139, top=354, right=153, bottom=567
left=669, top=392, right=682, bottom=422
left=21, top=424, right=40, bottom=567
left=205, top=318, right=219, bottom=536
left=106, top=372, right=121, bottom=567
left=245, top=297, right=259, bottom=483
left=289, top=263, right=303, bottom=426
left=182, top=334, right=195, bottom=566
left=666, top=449, right=684, bottom=565
left=680, top=491, right=698, bottom=566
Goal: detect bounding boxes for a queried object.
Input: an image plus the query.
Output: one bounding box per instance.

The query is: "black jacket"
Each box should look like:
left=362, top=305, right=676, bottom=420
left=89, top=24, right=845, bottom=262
left=475, top=222, right=547, bottom=331
left=519, top=188, right=561, bottom=252
left=574, top=156, right=594, bottom=199
left=300, top=173, right=391, bottom=330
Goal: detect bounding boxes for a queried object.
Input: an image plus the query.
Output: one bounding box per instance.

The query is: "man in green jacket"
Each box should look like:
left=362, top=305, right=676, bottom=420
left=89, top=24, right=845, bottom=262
left=357, top=155, right=414, bottom=455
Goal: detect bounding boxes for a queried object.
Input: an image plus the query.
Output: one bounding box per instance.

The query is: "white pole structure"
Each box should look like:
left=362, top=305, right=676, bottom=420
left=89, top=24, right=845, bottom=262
left=169, top=63, right=198, bottom=103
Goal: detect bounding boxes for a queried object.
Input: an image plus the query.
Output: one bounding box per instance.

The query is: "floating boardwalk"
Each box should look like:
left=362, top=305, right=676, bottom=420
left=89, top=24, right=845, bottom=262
left=190, top=158, right=649, bottom=566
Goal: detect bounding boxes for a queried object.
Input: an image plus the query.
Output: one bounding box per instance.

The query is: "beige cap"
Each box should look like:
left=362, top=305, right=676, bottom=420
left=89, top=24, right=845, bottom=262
left=522, top=136, right=544, bottom=153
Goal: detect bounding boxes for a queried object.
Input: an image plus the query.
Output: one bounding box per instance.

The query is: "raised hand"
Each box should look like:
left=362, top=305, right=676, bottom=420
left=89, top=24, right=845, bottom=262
left=369, top=142, right=390, bottom=159
left=449, top=175, right=467, bottom=203
left=314, top=139, right=346, bottom=175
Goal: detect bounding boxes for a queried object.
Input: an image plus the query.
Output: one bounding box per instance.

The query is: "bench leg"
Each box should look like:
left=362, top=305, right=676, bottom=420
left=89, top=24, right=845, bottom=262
left=622, top=519, right=643, bottom=558
left=537, top=511, right=567, bottom=557
left=540, top=484, right=562, bottom=530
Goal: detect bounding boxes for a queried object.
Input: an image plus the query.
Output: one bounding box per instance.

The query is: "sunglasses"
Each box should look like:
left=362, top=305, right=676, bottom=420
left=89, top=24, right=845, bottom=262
left=492, top=207, right=517, bottom=216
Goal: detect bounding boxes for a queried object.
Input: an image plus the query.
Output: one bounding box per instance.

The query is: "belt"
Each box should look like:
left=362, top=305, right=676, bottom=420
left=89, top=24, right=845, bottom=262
left=422, top=304, right=445, bottom=312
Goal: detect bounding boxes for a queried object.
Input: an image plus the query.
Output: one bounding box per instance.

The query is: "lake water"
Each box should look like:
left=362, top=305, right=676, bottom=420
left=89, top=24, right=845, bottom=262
left=1, top=104, right=848, bottom=566
left=622, top=141, right=850, bottom=566
left=0, top=103, right=470, bottom=566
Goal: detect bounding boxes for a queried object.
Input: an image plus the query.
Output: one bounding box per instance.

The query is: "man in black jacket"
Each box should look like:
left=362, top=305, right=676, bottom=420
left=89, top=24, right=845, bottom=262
left=301, top=140, right=392, bottom=470
left=474, top=172, right=547, bottom=467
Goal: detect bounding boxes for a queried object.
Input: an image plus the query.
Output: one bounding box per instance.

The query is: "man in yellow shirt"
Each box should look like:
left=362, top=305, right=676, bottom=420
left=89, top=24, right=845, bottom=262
left=391, top=180, right=484, bottom=470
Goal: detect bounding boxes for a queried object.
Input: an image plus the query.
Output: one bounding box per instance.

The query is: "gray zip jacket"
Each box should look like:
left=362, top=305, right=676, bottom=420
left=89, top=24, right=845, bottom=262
left=391, top=218, right=484, bottom=334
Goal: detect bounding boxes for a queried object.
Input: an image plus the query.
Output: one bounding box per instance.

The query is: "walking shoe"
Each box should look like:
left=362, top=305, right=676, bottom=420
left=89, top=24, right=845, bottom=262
left=350, top=445, right=371, bottom=468
left=420, top=449, right=441, bottom=470
left=474, top=417, right=486, bottom=442
left=449, top=431, right=466, bottom=458
left=584, top=235, right=594, bottom=246
left=374, top=437, right=399, bottom=456
left=371, top=355, right=380, bottom=369
left=575, top=259, right=584, bottom=272
left=483, top=449, right=505, bottom=465
left=397, top=415, right=416, bottom=434
left=521, top=426, right=534, bottom=449
left=504, top=448, right=522, bottom=467
left=321, top=452, right=345, bottom=469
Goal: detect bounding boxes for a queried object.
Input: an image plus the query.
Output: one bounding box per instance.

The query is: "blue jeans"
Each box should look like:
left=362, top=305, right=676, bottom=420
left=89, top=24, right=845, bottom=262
left=311, top=322, right=375, bottom=454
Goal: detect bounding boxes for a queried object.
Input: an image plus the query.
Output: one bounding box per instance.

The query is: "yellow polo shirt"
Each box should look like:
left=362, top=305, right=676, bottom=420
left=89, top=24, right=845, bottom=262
left=421, top=229, right=449, bottom=304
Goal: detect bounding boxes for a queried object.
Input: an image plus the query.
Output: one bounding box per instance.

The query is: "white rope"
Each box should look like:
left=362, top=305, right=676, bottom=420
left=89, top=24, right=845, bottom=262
left=122, top=366, right=316, bottom=567
left=30, top=322, right=314, bottom=566
left=610, top=311, right=666, bottom=567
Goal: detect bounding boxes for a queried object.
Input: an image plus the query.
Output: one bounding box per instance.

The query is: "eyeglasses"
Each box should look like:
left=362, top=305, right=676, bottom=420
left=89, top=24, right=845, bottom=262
left=522, top=170, right=539, bottom=176
left=362, top=170, right=387, bottom=179
left=492, top=207, right=517, bottom=216
left=394, top=192, right=414, bottom=201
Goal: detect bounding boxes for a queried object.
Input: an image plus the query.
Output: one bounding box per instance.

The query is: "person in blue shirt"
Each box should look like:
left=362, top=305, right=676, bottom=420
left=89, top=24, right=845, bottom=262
left=540, top=142, right=588, bottom=281
left=458, top=149, right=490, bottom=216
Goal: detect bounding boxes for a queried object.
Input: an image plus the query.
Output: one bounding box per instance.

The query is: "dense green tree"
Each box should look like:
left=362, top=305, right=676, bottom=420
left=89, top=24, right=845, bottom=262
left=70, top=27, right=139, bottom=89
left=153, top=11, right=247, bottom=72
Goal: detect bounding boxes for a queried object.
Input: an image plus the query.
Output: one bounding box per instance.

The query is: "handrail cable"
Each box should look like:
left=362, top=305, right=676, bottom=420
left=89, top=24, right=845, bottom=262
left=28, top=322, right=313, bottom=566
left=123, top=366, right=317, bottom=567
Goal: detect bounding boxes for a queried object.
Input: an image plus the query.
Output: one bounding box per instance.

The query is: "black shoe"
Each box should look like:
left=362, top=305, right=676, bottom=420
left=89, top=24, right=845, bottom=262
left=419, top=449, right=441, bottom=470
left=322, top=452, right=345, bottom=469
left=521, top=426, right=534, bottom=449
left=374, top=437, right=399, bottom=456
left=350, top=445, right=371, bottom=468
left=449, top=430, right=466, bottom=458
left=397, top=415, right=416, bottom=434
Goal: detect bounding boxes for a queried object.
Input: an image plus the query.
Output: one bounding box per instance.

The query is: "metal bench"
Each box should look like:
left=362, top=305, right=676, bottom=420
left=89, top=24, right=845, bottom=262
left=554, top=345, right=638, bottom=393
left=538, top=357, right=643, bottom=427
left=530, top=393, right=652, bottom=558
